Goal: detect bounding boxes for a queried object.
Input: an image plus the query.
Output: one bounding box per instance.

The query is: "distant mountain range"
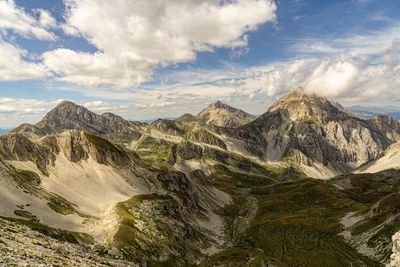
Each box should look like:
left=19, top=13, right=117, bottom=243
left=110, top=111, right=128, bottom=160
left=349, top=105, right=400, bottom=119
left=1, top=88, right=400, bottom=266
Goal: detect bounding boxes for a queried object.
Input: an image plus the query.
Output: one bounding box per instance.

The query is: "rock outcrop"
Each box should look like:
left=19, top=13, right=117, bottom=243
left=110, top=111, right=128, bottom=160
left=234, top=88, right=400, bottom=177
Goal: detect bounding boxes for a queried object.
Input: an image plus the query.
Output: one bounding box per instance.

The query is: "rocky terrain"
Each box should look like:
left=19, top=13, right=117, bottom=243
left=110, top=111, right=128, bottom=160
left=196, top=100, right=256, bottom=127
left=1, top=88, right=400, bottom=266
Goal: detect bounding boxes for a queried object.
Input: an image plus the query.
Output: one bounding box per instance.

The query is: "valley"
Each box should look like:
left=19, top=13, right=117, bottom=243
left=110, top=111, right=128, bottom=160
left=1, top=88, right=400, bottom=266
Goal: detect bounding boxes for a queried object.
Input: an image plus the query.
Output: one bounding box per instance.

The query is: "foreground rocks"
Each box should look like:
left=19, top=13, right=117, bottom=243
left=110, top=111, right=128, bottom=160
left=0, top=218, right=135, bottom=267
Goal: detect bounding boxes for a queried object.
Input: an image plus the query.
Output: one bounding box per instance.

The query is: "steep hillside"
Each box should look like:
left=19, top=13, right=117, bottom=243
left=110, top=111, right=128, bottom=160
left=225, top=88, right=400, bottom=178
left=2, top=93, right=400, bottom=266
left=356, top=142, right=400, bottom=173
left=0, top=130, right=230, bottom=265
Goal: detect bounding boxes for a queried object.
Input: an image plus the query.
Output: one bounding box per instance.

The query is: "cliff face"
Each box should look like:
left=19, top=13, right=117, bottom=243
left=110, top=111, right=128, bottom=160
left=234, top=89, right=398, bottom=177
left=2, top=90, right=400, bottom=266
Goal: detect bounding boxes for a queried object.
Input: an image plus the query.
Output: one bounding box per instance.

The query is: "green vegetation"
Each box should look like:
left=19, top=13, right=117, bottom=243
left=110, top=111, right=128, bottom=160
left=300, top=115, right=319, bottom=124
left=201, top=165, right=383, bottom=266
left=113, top=194, right=207, bottom=266
left=188, top=128, right=227, bottom=149
left=84, top=131, right=125, bottom=155
left=14, top=169, right=41, bottom=185
left=332, top=170, right=400, bottom=262
left=200, top=247, right=283, bottom=267
left=47, top=194, right=76, bottom=215
left=135, top=135, right=173, bottom=161
left=13, top=210, right=38, bottom=220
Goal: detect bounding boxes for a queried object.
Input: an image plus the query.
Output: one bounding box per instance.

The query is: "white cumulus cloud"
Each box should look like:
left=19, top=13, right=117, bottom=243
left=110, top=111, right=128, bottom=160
left=43, top=0, right=277, bottom=88
left=0, top=0, right=57, bottom=40
left=0, top=40, right=47, bottom=80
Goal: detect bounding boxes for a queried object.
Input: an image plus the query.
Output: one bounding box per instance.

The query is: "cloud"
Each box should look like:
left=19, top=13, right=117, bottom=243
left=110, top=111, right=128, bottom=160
left=42, top=48, right=153, bottom=87
left=0, top=0, right=57, bottom=40
left=0, top=97, right=56, bottom=128
left=0, top=40, right=47, bottom=80
left=0, top=1, right=55, bottom=81
left=36, top=9, right=57, bottom=29
left=83, top=100, right=113, bottom=112
left=293, top=23, right=400, bottom=56
left=305, top=58, right=359, bottom=97
left=43, top=0, right=277, bottom=88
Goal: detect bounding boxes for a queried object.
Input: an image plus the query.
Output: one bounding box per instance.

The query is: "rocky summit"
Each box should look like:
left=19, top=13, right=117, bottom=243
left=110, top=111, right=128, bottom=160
left=2, top=89, right=400, bottom=266
left=196, top=100, right=256, bottom=127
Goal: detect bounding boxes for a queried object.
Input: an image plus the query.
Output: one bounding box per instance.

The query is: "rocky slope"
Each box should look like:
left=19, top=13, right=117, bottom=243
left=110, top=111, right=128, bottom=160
left=0, top=128, right=230, bottom=265
left=356, top=141, right=400, bottom=174
left=2, top=91, right=400, bottom=265
left=219, top=88, right=400, bottom=178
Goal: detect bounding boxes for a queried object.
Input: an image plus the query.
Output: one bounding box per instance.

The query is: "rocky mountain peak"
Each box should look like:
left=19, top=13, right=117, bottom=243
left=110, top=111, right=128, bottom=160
left=39, top=101, right=101, bottom=131
left=55, top=100, right=79, bottom=108
left=29, top=101, right=143, bottom=141
left=197, top=100, right=255, bottom=127
left=267, top=87, right=351, bottom=122
left=209, top=100, right=226, bottom=109
left=41, top=101, right=93, bottom=124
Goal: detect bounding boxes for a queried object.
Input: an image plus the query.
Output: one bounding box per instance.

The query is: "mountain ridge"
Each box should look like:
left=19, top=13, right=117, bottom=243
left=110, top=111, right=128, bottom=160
left=2, top=89, right=400, bottom=265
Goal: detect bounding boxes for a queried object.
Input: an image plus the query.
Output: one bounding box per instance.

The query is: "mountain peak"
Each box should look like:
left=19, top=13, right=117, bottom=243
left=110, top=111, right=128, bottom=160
left=210, top=100, right=226, bottom=109
left=266, top=88, right=351, bottom=122
left=197, top=100, right=255, bottom=127
left=53, top=100, right=81, bottom=110
left=34, top=100, right=142, bottom=140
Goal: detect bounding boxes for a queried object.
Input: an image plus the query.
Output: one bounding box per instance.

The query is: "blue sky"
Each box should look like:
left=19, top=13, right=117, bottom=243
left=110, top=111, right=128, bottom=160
left=0, top=0, right=399, bottom=127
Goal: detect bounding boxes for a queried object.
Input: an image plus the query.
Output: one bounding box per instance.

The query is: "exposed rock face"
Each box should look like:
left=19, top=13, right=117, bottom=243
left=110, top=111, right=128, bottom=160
left=16, top=101, right=143, bottom=143
left=390, top=231, right=400, bottom=266
left=236, top=88, right=399, bottom=177
left=0, top=130, right=138, bottom=175
left=368, top=115, right=400, bottom=142
left=157, top=171, right=199, bottom=209
left=356, top=141, right=400, bottom=173
left=0, top=133, right=57, bottom=174
left=197, top=100, right=255, bottom=127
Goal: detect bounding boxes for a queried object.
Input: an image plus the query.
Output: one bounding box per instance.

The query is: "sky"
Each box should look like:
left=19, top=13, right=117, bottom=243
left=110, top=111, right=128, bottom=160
left=0, top=0, right=400, bottom=128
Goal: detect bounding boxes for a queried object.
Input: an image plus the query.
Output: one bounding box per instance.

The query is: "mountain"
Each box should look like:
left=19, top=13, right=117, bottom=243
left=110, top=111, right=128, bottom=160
left=196, top=100, right=256, bottom=127
left=349, top=105, right=400, bottom=119
left=2, top=92, right=400, bottom=265
left=0, top=129, right=230, bottom=265
left=12, top=101, right=144, bottom=143
left=225, top=88, right=400, bottom=178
